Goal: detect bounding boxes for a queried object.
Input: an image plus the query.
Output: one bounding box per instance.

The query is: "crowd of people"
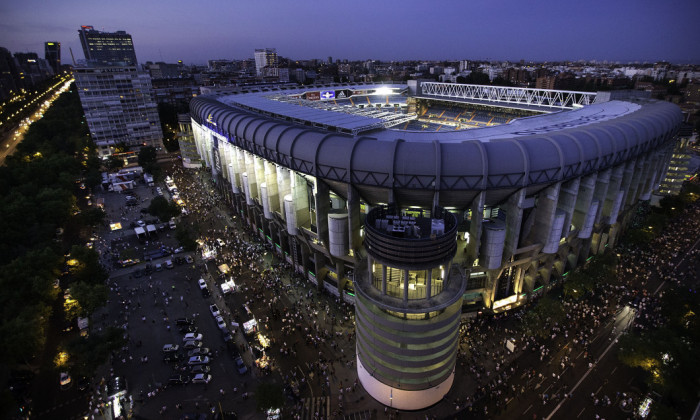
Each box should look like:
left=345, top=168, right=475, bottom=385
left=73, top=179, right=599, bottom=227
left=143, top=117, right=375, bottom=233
left=85, top=156, right=700, bottom=419
left=451, top=191, right=700, bottom=418
left=166, top=165, right=363, bottom=416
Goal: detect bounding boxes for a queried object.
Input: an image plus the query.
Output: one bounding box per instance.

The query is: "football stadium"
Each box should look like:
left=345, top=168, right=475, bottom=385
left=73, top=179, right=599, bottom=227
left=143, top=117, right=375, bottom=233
left=189, top=81, right=682, bottom=409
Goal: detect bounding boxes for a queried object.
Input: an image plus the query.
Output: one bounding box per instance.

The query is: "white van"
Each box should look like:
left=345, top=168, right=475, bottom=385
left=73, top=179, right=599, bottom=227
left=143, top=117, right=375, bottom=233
left=169, top=218, right=176, bottom=230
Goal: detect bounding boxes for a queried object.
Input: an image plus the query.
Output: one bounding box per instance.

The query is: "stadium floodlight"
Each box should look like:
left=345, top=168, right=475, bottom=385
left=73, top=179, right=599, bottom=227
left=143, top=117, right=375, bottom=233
left=374, top=87, right=394, bottom=96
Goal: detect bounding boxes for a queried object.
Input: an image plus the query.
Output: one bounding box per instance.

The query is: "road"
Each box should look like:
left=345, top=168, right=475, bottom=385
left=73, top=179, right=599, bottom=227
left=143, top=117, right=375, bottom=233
left=489, top=231, right=700, bottom=420
left=0, top=78, right=72, bottom=165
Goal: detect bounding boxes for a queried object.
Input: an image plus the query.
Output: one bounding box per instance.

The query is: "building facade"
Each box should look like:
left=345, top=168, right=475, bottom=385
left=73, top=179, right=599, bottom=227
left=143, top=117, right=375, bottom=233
left=177, top=113, right=201, bottom=169
left=657, top=124, right=695, bottom=195
left=44, top=42, right=61, bottom=74
left=254, top=48, right=278, bottom=76
left=189, top=82, right=682, bottom=409
left=78, top=26, right=137, bottom=66
left=74, top=66, right=162, bottom=157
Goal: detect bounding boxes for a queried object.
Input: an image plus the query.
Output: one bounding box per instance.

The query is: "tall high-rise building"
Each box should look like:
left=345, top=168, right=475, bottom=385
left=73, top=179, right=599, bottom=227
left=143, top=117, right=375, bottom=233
left=74, top=66, right=163, bottom=157
left=78, top=26, right=137, bottom=66
left=254, top=48, right=278, bottom=76
left=0, top=47, right=21, bottom=100
left=44, top=42, right=61, bottom=73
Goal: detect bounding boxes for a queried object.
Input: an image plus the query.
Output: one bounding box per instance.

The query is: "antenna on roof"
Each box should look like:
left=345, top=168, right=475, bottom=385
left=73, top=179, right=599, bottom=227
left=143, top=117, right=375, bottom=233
left=69, top=48, right=76, bottom=66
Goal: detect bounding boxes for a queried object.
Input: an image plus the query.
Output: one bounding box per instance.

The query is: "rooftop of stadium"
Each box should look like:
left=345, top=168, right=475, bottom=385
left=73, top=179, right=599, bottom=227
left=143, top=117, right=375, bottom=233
left=204, top=83, right=668, bottom=144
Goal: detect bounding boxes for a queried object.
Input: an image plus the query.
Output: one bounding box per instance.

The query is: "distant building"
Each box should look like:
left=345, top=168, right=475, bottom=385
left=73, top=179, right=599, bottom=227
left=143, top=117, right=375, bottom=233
left=292, top=68, right=305, bottom=83
left=44, top=42, right=61, bottom=73
left=254, top=48, right=278, bottom=76
left=536, top=76, right=556, bottom=90
left=78, top=25, right=137, bottom=66
left=74, top=66, right=162, bottom=157
left=0, top=47, right=21, bottom=100
left=277, top=68, right=290, bottom=83
left=207, top=59, right=238, bottom=73
left=151, top=77, right=198, bottom=108
left=145, top=61, right=184, bottom=79
left=14, top=52, right=54, bottom=85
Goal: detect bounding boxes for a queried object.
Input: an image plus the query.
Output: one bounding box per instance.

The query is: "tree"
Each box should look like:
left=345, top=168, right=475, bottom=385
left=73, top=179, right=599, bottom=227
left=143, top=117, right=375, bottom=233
left=563, top=272, right=593, bottom=300
left=175, top=225, right=198, bottom=251
left=0, top=304, right=51, bottom=365
left=147, top=196, right=181, bottom=222
left=70, top=281, right=108, bottom=317
left=522, top=296, right=565, bottom=338
left=106, top=155, right=124, bottom=170
left=67, top=245, right=108, bottom=285
left=618, top=287, right=700, bottom=417
left=80, top=207, right=106, bottom=227
left=255, top=382, right=284, bottom=412
left=64, top=326, right=126, bottom=378
left=138, top=146, right=157, bottom=171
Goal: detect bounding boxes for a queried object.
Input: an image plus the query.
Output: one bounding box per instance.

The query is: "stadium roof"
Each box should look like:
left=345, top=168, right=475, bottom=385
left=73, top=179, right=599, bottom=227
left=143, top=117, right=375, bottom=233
left=217, top=84, right=407, bottom=135
left=221, top=93, right=385, bottom=131
left=191, top=83, right=683, bottom=206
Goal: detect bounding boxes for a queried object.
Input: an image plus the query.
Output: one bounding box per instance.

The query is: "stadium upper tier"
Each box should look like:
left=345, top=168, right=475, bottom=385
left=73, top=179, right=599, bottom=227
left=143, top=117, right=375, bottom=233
left=191, top=83, right=682, bottom=207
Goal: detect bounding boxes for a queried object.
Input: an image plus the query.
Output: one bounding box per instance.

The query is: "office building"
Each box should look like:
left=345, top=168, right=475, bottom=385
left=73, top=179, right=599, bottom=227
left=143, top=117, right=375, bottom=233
left=254, top=48, right=278, bottom=76
left=78, top=25, right=137, bottom=66
left=74, top=66, right=162, bottom=157
left=44, top=42, right=61, bottom=73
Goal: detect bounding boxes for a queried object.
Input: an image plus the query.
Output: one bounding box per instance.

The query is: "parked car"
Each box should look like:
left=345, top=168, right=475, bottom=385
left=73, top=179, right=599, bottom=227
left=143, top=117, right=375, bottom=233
left=165, top=260, right=174, bottom=269
left=183, top=340, right=202, bottom=350
left=235, top=357, right=248, bottom=375
left=155, top=263, right=163, bottom=272
left=183, top=333, right=203, bottom=342
left=162, top=344, right=179, bottom=353
left=188, top=356, right=210, bottom=365
left=185, top=255, right=194, bottom=264
left=59, top=372, right=72, bottom=389
left=187, top=347, right=210, bottom=357
left=215, top=316, right=227, bottom=330
left=198, top=279, right=207, bottom=290
left=209, top=304, right=220, bottom=317
left=190, top=365, right=211, bottom=374
left=221, top=327, right=233, bottom=343
left=191, top=373, right=212, bottom=384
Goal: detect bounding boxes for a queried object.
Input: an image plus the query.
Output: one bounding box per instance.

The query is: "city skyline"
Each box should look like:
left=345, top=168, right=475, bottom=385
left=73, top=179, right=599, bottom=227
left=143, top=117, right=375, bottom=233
left=1, top=0, right=699, bottom=65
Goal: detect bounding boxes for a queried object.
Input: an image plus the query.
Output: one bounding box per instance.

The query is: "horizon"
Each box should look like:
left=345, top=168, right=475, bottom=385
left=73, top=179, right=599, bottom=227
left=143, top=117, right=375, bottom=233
left=1, top=0, right=699, bottom=66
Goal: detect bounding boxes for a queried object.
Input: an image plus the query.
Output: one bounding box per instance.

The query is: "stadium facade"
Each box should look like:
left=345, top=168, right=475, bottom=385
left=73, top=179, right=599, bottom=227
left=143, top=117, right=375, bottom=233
left=189, top=81, right=682, bottom=409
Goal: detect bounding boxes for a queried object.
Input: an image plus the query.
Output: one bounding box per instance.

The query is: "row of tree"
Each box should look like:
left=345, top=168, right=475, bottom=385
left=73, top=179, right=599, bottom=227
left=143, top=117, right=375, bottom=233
left=0, top=84, right=123, bottom=414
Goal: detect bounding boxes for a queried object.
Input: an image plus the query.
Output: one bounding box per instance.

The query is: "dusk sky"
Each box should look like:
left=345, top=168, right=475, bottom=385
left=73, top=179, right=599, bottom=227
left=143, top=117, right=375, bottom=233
left=1, top=0, right=699, bottom=65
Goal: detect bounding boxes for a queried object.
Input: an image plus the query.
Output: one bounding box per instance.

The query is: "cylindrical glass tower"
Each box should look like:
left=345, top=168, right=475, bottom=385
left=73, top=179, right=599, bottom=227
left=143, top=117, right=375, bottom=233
left=354, top=205, right=465, bottom=410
